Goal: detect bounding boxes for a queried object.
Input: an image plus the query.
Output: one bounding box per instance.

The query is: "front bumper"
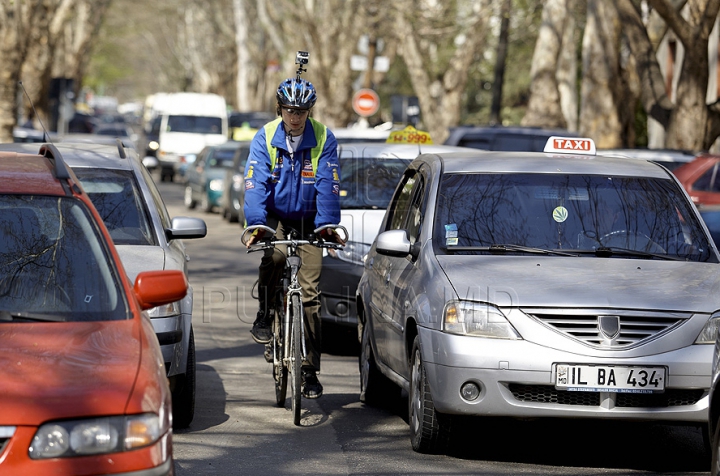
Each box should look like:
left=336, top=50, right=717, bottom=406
left=418, top=327, right=711, bottom=423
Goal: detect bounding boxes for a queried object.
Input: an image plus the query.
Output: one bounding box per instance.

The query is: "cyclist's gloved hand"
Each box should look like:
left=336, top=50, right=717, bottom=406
left=320, top=227, right=346, bottom=246
left=246, top=228, right=266, bottom=248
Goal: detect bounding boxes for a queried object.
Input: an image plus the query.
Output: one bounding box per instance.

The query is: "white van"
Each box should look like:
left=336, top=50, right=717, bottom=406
left=150, top=92, right=229, bottom=182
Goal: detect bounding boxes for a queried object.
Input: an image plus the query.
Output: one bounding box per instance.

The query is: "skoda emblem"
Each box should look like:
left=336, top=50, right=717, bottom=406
left=598, top=315, right=620, bottom=340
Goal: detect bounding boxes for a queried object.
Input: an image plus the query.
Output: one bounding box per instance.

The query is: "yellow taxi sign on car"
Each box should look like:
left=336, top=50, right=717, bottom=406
left=386, top=125, right=434, bottom=145
left=543, top=136, right=596, bottom=155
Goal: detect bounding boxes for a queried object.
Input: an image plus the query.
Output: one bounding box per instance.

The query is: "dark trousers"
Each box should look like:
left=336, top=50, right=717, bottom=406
left=257, top=215, right=323, bottom=372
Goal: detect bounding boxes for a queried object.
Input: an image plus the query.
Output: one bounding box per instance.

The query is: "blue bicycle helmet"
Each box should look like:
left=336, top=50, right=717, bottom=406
left=276, top=78, right=317, bottom=109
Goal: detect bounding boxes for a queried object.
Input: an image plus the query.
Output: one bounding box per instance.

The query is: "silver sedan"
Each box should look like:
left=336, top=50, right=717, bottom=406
left=357, top=138, right=720, bottom=454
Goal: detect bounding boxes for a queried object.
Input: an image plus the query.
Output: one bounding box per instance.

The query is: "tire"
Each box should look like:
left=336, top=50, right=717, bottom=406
left=273, top=309, right=287, bottom=407
left=359, top=317, right=398, bottom=405
left=201, top=192, right=213, bottom=213
left=291, top=294, right=303, bottom=426
left=184, top=186, right=197, bottom=209
left=172, top=327, right=196, bottom=429
left=409, top=336, right=451, bottom=454
left=712, top=420, right=720, bottom=475
left=228, top=209, right=239, bottom=223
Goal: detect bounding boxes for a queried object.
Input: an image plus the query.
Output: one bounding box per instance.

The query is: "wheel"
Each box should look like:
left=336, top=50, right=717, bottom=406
left=172, top=327, right=196, bottom=429
left=599, top=230, right=666, bottom=254
left=409, top=336, right=451, bottom=454
left=359, top=315, right=398, bottom=405
left=201, top=192, right=213, bottom=213
left=290, top=294, right=303, bottom=426
left=272, top=309, right=287, bottom=407
left=184, top=186, right=197, bottom=209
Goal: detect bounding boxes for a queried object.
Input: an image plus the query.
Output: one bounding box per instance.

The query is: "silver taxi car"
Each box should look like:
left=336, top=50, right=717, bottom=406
left=357, top=137, right=720, bottom=454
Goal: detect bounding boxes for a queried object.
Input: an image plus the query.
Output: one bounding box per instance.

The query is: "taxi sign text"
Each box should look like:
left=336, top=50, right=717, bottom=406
left=386, top=125, right=434, bottom=145
left=543, top=136, right=596, bottom=155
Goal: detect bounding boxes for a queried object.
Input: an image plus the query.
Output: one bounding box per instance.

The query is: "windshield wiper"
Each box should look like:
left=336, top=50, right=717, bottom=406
left=445, top=244, right=578, bottom=257
left=575, top=247, right=683, bottom=261
left=0, top=310, right=66, bottom=322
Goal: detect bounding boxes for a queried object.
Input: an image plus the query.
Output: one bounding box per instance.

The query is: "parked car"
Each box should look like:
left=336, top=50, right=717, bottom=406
left=219, top=140, right=252, bottom=223
left=320, top=142, right=471, bottom=335
left=185, top=141, right=243, bottom=213
left=709, top=299, right=720, bottom=473
left=333, top=127, right=391, bottom=144
left=443, top=124, right=579, bottom=151
left=0, top=140, right=207, bottom=429
left=599, top=148, right=696, bottom=172
left=0, top=143, right=183, bottom=474
left=672, top=153, right=720, bottom=206
left=357, top=136, right=720, bottom=454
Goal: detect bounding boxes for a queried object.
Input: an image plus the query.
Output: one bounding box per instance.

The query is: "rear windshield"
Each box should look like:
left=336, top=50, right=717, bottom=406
left=208, top=147, right=237, bottom=168
left=339, top=156, right=411, bottom=209
left=73, top=169, right=156, bottom=246
left=0, top=195, right=129, bottom=320
left=434, top=173, right=716, bottom=262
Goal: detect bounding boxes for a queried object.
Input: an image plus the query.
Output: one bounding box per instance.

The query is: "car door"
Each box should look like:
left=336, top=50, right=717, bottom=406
left=366, top=169, right=420, bottom=369
left=188, top=148, right=208, bottom=198
left=384, top=167, right=428, bottom=375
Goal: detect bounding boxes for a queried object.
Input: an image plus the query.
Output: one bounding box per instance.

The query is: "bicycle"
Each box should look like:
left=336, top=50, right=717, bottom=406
left=241, top=223, right=348, bottom=425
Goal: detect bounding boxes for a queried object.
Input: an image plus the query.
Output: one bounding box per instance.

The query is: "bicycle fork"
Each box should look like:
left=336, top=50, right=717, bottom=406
left=283, top=257, right=306, bottom=365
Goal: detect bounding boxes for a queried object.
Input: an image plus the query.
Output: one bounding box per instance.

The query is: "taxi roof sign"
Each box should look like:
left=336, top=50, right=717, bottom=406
left=543, top=136, right=596, bottom=155
left=386, top=125, right=434, bottom=145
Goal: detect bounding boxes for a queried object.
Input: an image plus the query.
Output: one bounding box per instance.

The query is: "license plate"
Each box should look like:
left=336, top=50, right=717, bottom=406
left=555, top=364, right=665, bottom=393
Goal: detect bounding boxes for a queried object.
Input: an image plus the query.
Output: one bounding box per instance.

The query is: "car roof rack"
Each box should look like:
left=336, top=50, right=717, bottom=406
left=39, top=143, right=71, bottom=179
left=116, top=138, right=127, bottom=159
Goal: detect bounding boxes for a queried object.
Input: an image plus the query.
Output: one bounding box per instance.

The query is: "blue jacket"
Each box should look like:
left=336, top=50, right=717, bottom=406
left=243, top=118, right=341, bottom=228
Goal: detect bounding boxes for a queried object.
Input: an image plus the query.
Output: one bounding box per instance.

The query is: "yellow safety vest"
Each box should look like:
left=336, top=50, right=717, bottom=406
left=264, top=117, right=327, bottom=174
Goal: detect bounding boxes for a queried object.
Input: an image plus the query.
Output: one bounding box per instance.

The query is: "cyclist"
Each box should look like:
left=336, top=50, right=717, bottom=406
left=243, top=75, right=344, bottom=399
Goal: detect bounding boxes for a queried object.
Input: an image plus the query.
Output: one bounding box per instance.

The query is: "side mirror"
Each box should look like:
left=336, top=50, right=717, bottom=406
left=134, top=270, right=188, bottom=310
left=375, top=229, right=412, bottom=257
left=166, top=216, right=207, bottom=241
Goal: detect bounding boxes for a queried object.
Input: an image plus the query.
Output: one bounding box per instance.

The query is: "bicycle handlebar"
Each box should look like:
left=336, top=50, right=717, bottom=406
left=241, top=223, right=349, bottom=252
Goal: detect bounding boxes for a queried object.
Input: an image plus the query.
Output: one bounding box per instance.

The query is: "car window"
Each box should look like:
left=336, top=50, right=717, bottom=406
left=386, top=170, right=419, bottom=232
left=458, top=137, right=490, bottom=149
left=0, top=195, right=128, bottom=320
left=700, top=209, right=720, bottom=248
left=493, top=135, right=536, bottom=151
left=406, top=174, right=426, bottom=245
left=73, top=169, right=156, bottom=246
left=139, top=163, right=172, bottom=231
left=434, top=172, right=715, bottom=261
left=166, top=115, right=222, bottom=134
left=692, top=162, right=720, bottom=192
left=339, top=157, right=412, bottom=210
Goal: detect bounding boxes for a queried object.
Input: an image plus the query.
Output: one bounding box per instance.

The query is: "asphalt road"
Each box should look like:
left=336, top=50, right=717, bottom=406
left=155, top=177, right=711, bottom=476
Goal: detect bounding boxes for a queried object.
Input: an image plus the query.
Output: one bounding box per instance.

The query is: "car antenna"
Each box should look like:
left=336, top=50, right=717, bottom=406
left=19, top=81, right=53, bottom=143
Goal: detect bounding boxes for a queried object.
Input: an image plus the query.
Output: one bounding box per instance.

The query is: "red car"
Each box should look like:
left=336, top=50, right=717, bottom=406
left=672, top=153, right=720, bottom=205
left=0, top=145, right=185, bottom=475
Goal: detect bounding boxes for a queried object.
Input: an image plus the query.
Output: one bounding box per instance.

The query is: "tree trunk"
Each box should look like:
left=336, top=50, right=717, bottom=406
left=580, top=0, right=624, bottom=147
left=490, top=0, right=512, bottom=125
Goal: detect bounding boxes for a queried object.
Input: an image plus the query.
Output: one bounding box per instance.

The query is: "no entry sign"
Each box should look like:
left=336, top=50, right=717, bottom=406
left=352, top=88, right=380, bottom=117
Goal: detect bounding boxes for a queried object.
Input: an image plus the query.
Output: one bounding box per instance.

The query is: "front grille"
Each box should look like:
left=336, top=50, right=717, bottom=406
left=509, top=384, right=704, bottom=408
left=525, top=309, right=693, bottom=348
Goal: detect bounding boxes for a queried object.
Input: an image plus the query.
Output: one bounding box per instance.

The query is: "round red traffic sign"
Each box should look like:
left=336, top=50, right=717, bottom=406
left=352, top=88, right=380, bottom=117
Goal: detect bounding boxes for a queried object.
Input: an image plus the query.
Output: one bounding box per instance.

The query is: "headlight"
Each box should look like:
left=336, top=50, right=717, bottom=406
left=696, top=314, right=720, bottom=344
left=328, top=241, right=370, bottom=265
left=209, top=178, right=224, bottom=191
left=443, top=301, right=521, bottom=339
left=29, top=413, right=166, bottom=459
left=232, top=174, right=244, bottom=191
left=148, top=141, right=159, bottom=151
left=147, top=301, right=181, bottom=318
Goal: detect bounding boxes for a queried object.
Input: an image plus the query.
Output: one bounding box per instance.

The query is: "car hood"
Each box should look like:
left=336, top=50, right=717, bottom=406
left=116, top=245, right=165, bottom=282
left=436, top=255, right=720, bottom=313
left=0, top=320, right=141, bottom=425
left=160, top=133, right=227, bottom=154
left=340, top=209, right=385, bottom=245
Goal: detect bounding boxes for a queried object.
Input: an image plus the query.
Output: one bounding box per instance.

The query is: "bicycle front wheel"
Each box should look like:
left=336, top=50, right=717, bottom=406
left=290, top=293, right=303, bottom=425
left=272, top=309, right=287, bottom=407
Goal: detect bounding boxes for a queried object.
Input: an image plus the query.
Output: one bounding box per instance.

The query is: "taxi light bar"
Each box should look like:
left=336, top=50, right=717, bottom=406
left=543, top=136, right=596, bottom=155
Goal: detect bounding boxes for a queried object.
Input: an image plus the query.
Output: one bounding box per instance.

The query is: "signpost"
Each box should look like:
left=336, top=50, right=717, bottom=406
left=352, top=88, right=380, bottom=117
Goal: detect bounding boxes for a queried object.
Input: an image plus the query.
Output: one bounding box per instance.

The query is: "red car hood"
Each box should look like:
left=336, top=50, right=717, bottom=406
left=0, top=320, right=141, bottom=426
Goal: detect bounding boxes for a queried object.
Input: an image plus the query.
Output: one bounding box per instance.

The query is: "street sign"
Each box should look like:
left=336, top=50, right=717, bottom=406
left=352, top=89, right=380, bottom=117
left=350, top=55, right=390, bottom=72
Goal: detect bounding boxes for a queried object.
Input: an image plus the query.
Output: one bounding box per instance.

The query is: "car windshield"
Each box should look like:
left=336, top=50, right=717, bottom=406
left=73, top=169, right=156, bottom=246
left=340, top=156, right=412, bottom=209
left=167, top=115, right=222, bottom=134
left=434, top=172, right=716, bottom=262
left=208, top=148, right=236, bottom=168
left=0, top=195, right=128, bottom=320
